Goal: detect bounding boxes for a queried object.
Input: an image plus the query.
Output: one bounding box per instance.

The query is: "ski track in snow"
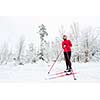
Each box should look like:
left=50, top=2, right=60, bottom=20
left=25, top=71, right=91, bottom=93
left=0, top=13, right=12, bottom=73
left=0, top=61, right=100, bottom=82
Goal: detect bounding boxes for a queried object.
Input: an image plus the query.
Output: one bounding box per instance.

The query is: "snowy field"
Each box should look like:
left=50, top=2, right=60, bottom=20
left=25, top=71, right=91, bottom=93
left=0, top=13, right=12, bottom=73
left=0, top=61, right=100, bottom=82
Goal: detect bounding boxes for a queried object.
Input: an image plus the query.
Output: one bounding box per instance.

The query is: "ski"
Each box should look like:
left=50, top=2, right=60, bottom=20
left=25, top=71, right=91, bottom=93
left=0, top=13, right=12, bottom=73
left=47, top=72, right=78, bottom=80
left=48, top=71, right=66, bottom=76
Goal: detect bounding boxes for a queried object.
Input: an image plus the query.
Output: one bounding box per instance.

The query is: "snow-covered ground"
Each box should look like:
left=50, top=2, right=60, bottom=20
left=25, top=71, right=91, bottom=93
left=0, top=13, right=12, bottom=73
left=0, top=61, right=100, bottom=82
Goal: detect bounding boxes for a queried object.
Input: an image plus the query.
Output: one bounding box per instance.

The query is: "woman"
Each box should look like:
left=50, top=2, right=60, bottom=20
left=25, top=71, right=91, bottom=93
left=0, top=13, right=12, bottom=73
left=62, top=35, right=72, bottom=72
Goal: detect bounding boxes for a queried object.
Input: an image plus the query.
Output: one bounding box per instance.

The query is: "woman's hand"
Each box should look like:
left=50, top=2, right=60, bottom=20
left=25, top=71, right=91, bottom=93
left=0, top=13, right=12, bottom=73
left=64, top=44, right=67, bottom=48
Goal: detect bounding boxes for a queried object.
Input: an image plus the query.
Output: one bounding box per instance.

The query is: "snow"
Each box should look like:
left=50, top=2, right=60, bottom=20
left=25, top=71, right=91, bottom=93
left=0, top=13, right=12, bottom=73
left=0, top=61, right=100, bottom=82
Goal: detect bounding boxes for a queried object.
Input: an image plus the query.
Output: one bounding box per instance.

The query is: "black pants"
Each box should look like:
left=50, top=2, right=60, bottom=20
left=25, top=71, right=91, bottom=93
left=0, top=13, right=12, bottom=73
left=64, top=51, right=72, bottom=70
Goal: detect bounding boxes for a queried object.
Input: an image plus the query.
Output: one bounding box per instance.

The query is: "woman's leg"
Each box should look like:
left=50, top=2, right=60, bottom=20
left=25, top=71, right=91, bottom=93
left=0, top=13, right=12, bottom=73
left=68, top=51, right=71, bottom=60
left=64, top=52, right=69, bottom=70
left=66, top=52, right=72, bottom=71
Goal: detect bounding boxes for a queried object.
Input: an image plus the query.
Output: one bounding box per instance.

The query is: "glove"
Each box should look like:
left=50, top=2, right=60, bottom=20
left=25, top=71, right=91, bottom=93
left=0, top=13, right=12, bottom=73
left=64, top=44, right=67, bottom=48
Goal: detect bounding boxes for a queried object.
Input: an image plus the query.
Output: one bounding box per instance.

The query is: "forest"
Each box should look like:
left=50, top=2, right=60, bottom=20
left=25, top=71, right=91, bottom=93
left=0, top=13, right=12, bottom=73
left=0, top=22, right=100, bottom=65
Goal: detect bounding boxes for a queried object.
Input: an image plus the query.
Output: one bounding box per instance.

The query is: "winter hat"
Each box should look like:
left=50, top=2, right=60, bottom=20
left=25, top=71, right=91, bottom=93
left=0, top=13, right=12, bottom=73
left=63, top=35, right=67, bottom=40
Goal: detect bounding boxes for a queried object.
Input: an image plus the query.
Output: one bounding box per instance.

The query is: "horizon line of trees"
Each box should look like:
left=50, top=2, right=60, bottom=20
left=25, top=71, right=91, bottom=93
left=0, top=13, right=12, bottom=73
left=0, top=23, right=100, bottom=65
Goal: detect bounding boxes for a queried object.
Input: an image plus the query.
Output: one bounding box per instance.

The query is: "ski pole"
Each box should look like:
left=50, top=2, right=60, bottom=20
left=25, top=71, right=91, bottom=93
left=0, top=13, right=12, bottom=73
left=71, top=69, right=77, bottom=80
left=48, top=50, right=63, bottom=74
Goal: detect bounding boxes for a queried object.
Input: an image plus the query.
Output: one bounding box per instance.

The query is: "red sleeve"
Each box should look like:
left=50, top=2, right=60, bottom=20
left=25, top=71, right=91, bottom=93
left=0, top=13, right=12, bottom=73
left=68, top=40, right=72, bottom=47
left=62, top=41, right=65, bottom=49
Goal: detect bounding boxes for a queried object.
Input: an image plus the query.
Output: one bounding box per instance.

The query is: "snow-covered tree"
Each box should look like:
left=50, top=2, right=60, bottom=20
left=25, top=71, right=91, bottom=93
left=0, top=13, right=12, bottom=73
left=38, top=24, right=48, bottom=62
left=75, top=27, right=100, bottom=63
left=70, top=22, right=80, bottom=62
left=15, top=36, right=25, bottom=65
left=0, top=43, right=12, bottom=64
left=58, top=25, right=66, bottom=38
left=25, top=42, right=37, bottom=63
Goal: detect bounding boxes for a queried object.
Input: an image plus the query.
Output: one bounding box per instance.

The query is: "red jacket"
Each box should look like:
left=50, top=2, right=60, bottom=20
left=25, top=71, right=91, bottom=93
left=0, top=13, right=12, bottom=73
left=62, top=39, right=72, bottom=52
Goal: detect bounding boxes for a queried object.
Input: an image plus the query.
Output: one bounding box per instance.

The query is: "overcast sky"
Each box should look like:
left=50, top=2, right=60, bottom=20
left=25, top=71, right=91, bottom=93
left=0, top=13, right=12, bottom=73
left=0, top=16, right=100, bottom=48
